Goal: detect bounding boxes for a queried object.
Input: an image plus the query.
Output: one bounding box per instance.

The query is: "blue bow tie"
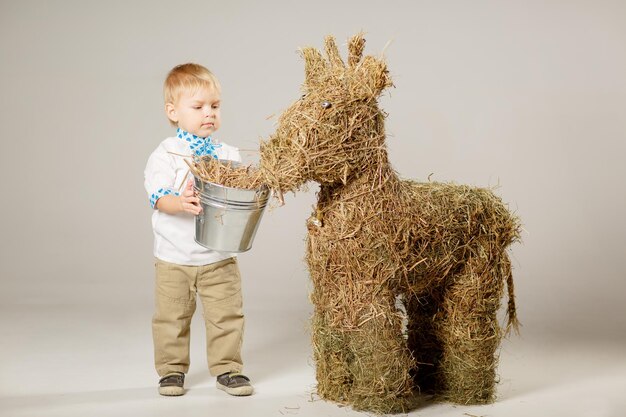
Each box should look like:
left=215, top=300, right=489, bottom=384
left=176, top=128, right=221, bottom=157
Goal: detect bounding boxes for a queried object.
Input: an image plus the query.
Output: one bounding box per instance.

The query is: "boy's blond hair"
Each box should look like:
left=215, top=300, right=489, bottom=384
left=164, top=63, right=221, bottom=126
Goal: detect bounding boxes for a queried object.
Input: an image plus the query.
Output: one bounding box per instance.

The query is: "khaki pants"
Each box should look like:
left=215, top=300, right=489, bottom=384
left=152, top=257, right=244, bottom=377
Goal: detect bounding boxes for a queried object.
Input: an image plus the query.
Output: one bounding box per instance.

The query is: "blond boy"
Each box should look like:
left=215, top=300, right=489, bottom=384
left=144, top=63, right=253, bottom=396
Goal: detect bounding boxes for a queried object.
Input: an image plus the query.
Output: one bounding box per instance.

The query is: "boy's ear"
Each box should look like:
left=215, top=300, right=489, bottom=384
left=165, top=102, right=178, bottom=123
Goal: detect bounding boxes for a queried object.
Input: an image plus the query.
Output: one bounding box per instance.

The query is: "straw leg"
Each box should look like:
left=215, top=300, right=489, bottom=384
left=306, top=232, right=415, bottom=412
left=435, top=253, right=505, bottom=404
left=310, top=308, right=355, bottom=405
left=307, top=241, right=356, bottom=405
left=406, top=291, right=444, bottom=395
left=311, top=286, right=416, bottom=413
left=345, top=296, right=416, bottom=413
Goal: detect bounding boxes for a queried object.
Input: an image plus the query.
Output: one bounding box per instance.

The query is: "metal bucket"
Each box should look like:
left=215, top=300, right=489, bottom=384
left=193, top=175, right=270, bottom=253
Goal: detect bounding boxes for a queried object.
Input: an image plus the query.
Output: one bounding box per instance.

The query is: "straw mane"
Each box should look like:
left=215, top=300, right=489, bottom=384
left=259, top=34, right=521, bottom=413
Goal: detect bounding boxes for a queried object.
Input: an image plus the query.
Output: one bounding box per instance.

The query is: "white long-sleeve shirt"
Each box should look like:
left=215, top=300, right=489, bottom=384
left=144, top=131, right=241, bottom=265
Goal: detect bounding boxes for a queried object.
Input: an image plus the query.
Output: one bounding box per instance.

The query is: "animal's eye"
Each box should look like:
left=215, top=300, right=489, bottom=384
left=321, top=101, right=332, bottom=109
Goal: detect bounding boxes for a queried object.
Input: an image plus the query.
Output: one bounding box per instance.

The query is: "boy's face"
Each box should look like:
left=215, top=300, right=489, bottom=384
left=166, top=86, right=221, bottom=138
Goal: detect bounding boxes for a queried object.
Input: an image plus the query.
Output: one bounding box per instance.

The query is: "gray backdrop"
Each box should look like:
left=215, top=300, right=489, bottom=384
left=1, top=0, right=625, bottom=365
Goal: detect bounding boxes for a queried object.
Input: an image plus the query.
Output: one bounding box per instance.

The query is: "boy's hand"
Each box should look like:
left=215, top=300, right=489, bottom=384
left=179, top=179, right=203, bottom=215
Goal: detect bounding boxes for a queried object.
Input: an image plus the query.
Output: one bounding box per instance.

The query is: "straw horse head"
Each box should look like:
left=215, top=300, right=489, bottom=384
left=260, top=35, right=392, bottom=195
left=260, top=34, right=521, bottom=414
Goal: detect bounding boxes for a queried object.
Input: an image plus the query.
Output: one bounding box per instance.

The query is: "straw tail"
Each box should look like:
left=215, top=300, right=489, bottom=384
left=505, top=265, right=521, bottom=336
left=501, top=210, right=522, bottom=336
left=495, top=216, right=522, bottom=337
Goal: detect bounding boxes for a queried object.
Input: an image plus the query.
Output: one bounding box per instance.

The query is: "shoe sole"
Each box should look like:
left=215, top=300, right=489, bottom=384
left=216, top=381, right=254, bottom=396
left=158, top=386, right=185, bottom=396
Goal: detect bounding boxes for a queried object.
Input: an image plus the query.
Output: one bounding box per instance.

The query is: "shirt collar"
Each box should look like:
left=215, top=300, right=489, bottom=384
left=176, top=128, right=221, bottom=157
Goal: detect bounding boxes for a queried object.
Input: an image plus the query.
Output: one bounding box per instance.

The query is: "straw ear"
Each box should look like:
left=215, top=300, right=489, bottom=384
left=324, top=35, right=345, bottom=69
left=301, top=47, right=327, bottom=87
left=361, top=55, right=393, bottom=97
left=348, top=33, right=366, bottom=68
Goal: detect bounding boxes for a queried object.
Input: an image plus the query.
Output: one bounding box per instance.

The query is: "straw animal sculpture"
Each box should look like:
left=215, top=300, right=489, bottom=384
left=259, top=34, right=521, bottom=414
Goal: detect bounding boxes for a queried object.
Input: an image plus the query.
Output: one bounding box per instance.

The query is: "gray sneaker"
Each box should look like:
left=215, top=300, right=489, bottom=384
left=158, top=372, right=185, bottom=396
left=216, top=372, right=254, bottom=396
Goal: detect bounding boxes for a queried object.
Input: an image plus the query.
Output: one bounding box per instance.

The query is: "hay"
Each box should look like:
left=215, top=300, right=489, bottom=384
left=259, top=34, right=521, bottom=414
left=186, top=156, right=264, bottom=189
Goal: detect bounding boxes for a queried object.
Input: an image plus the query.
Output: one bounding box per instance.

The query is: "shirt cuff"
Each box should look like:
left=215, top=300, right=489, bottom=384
left=149, top=188, right=180, bottom=209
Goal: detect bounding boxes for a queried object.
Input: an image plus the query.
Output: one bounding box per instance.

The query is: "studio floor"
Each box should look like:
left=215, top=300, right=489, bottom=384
left=1, top=304, right=625, bottom=417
